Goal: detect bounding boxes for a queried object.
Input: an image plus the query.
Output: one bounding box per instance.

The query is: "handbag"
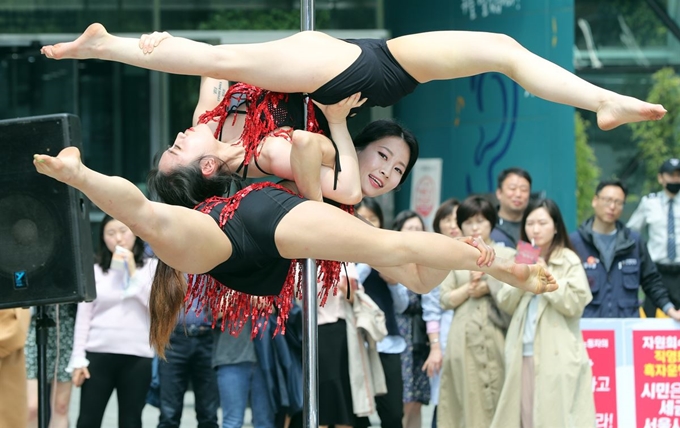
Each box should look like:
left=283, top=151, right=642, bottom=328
left=410, top=295, right=429, bottom=355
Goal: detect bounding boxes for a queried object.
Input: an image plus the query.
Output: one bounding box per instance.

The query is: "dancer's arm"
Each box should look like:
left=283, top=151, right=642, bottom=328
left=33, top=148, right=230, bottom=274
left=193, top=76, right=230, bottom=126
left=265, top=94, right=364, bottom=204
left=290, top=129, right=361, bottom=204
left=312, top=93, right=365, bottom=203
left=263, top=129, right=361, bottom=204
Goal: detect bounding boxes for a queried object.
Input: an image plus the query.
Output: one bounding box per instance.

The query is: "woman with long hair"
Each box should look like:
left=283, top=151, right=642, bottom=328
left=148, top=81, right=366, bottom=205
left=33, top=147, right=557, bottom=358
left=147, top=116, right=419, bottom=209
left=67, top=215, right=157, bottom=428
left=490, top=199, right=595, bottom=428
left=41, top=23, right=665, bottom=131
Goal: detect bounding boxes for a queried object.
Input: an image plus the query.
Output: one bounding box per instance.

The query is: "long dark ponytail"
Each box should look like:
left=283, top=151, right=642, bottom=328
left=149, top=263, right=187, bottom=357
left=146, top=157, right=241, bottom=355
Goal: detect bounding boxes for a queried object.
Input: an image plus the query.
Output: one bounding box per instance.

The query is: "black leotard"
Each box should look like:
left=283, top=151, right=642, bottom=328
left=185, top=182, right=342, bottom=336
left=203, top=183, right=305, bottom=296
left=311, top=38, right=419, bottom=108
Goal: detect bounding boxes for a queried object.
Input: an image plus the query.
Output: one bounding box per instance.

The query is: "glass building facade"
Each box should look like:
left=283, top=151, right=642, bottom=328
left=574, top=0, right=680, bottom=206
left=0, top=0, right=386, bottom=220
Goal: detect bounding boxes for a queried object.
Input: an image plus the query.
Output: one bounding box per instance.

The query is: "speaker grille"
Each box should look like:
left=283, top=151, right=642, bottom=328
left=0, top=114, right=96, bottom=309
left=0, top=194, right=57, bottom=274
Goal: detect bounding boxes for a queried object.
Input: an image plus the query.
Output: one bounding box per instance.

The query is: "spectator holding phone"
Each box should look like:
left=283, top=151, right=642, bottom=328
left=491, top=199, right=594, bottom=428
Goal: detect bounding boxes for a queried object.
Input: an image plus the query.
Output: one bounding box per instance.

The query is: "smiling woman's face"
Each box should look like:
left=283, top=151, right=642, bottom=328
left=357, top=137, right=410, bottom=197
left=158, top=124, right=216, bottom=172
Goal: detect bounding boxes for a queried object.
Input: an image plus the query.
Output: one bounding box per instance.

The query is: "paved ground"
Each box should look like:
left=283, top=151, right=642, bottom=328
left=68, top=387, right=435, bottom=427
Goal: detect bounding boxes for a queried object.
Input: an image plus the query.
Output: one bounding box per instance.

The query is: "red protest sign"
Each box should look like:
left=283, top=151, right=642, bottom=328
left=583, top=330, right=617, bottom=428
left=633, top=331, right=680, bottom=428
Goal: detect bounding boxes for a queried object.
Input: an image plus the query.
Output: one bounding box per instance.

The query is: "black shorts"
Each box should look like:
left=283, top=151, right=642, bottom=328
left=204, top=185, right=306, bottom=296
left=310, top=38, right=419, bottom=108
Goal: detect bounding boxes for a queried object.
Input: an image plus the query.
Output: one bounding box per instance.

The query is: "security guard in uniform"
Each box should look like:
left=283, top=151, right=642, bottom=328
left=628, top=158, right=680, bottom=316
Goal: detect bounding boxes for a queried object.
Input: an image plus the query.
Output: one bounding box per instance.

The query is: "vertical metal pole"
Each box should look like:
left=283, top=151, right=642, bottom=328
left=301, top=1, right=318, bottom=428
left=301, top=0, right=314, bottom=32
left=149, top=0, right=168, bottom=165
left=302, top=258, right=318, bottom=428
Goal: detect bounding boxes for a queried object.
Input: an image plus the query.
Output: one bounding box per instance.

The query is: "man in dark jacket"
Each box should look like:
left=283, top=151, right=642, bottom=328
left=570, top=180, right=680, bottom=319
left=490, top=167, right=532, bottom=248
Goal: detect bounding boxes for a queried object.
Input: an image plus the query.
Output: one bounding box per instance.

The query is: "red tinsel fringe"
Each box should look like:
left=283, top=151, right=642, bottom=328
left=197, top=83, right=323, bottom=171
left=185, top=182, right=348, bottom=338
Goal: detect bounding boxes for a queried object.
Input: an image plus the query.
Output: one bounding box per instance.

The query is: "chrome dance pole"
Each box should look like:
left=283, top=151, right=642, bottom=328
left=300, top=1, right=318, bottom=427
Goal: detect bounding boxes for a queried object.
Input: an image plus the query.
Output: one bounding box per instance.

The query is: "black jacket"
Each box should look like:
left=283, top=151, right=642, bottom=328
left=570, top=218, right=671, bottom=317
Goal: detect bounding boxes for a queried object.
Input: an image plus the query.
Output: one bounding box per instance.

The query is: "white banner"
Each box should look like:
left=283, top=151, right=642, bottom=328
left=409, top=158, right=443, bottom=231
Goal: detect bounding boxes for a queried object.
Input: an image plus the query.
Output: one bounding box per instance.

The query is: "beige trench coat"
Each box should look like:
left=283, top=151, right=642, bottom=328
left=437, top=244, right=515, bottom=428
left=490, top=247, right=596, bottom=428
left=344, top=289, right=388, bottom=417
left=0, top=308, right=31, bottom=428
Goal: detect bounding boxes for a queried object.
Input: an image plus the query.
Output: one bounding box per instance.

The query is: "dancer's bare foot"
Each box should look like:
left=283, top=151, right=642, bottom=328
left=33, top=146, right=86, bottom=187
left=597, top=95, right=666, bottom=131
left=510, top=263, right=559, bottom=294
left=40, top=23, right=110, bottom=60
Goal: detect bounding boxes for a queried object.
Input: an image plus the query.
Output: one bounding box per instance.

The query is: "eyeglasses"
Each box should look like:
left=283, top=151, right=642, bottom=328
left=597, top=196, right=625, bottom=208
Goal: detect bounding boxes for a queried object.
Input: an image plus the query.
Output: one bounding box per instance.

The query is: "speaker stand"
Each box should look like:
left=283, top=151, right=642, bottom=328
left=35, top=306, right=55, bottom=428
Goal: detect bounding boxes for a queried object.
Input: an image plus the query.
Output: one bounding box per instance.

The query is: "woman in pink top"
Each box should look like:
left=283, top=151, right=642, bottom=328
left=67, top=215, right=157, bottom=428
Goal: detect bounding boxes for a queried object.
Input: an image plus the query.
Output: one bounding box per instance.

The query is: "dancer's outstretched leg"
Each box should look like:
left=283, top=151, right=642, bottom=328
left=386, top=31, right=666, bottom=130
left=274, top=201, right=558, bottom=295
left=33, top=147, right=233, bottom=275
left=40, top=23, right=358, bottom=94
left=41, top=24, right=664, bottom=131
left=42, top=24, right=666, bottom=130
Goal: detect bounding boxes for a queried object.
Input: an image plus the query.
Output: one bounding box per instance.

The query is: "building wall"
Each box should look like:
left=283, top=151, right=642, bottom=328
left=386, top=0, right=578, bottom=228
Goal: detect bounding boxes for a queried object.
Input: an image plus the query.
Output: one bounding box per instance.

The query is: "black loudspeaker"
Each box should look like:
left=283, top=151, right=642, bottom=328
left=0, top=114, right=96, bottom=309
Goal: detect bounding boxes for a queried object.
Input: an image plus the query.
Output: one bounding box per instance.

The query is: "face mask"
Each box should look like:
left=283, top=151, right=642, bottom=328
left=667, top=183, right=680, bottom=195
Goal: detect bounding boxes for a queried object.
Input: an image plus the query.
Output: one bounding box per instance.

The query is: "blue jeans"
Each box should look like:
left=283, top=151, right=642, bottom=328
left=217, top=362, right=275, bottom=428
left=158, top=328, right=219, bottom=428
